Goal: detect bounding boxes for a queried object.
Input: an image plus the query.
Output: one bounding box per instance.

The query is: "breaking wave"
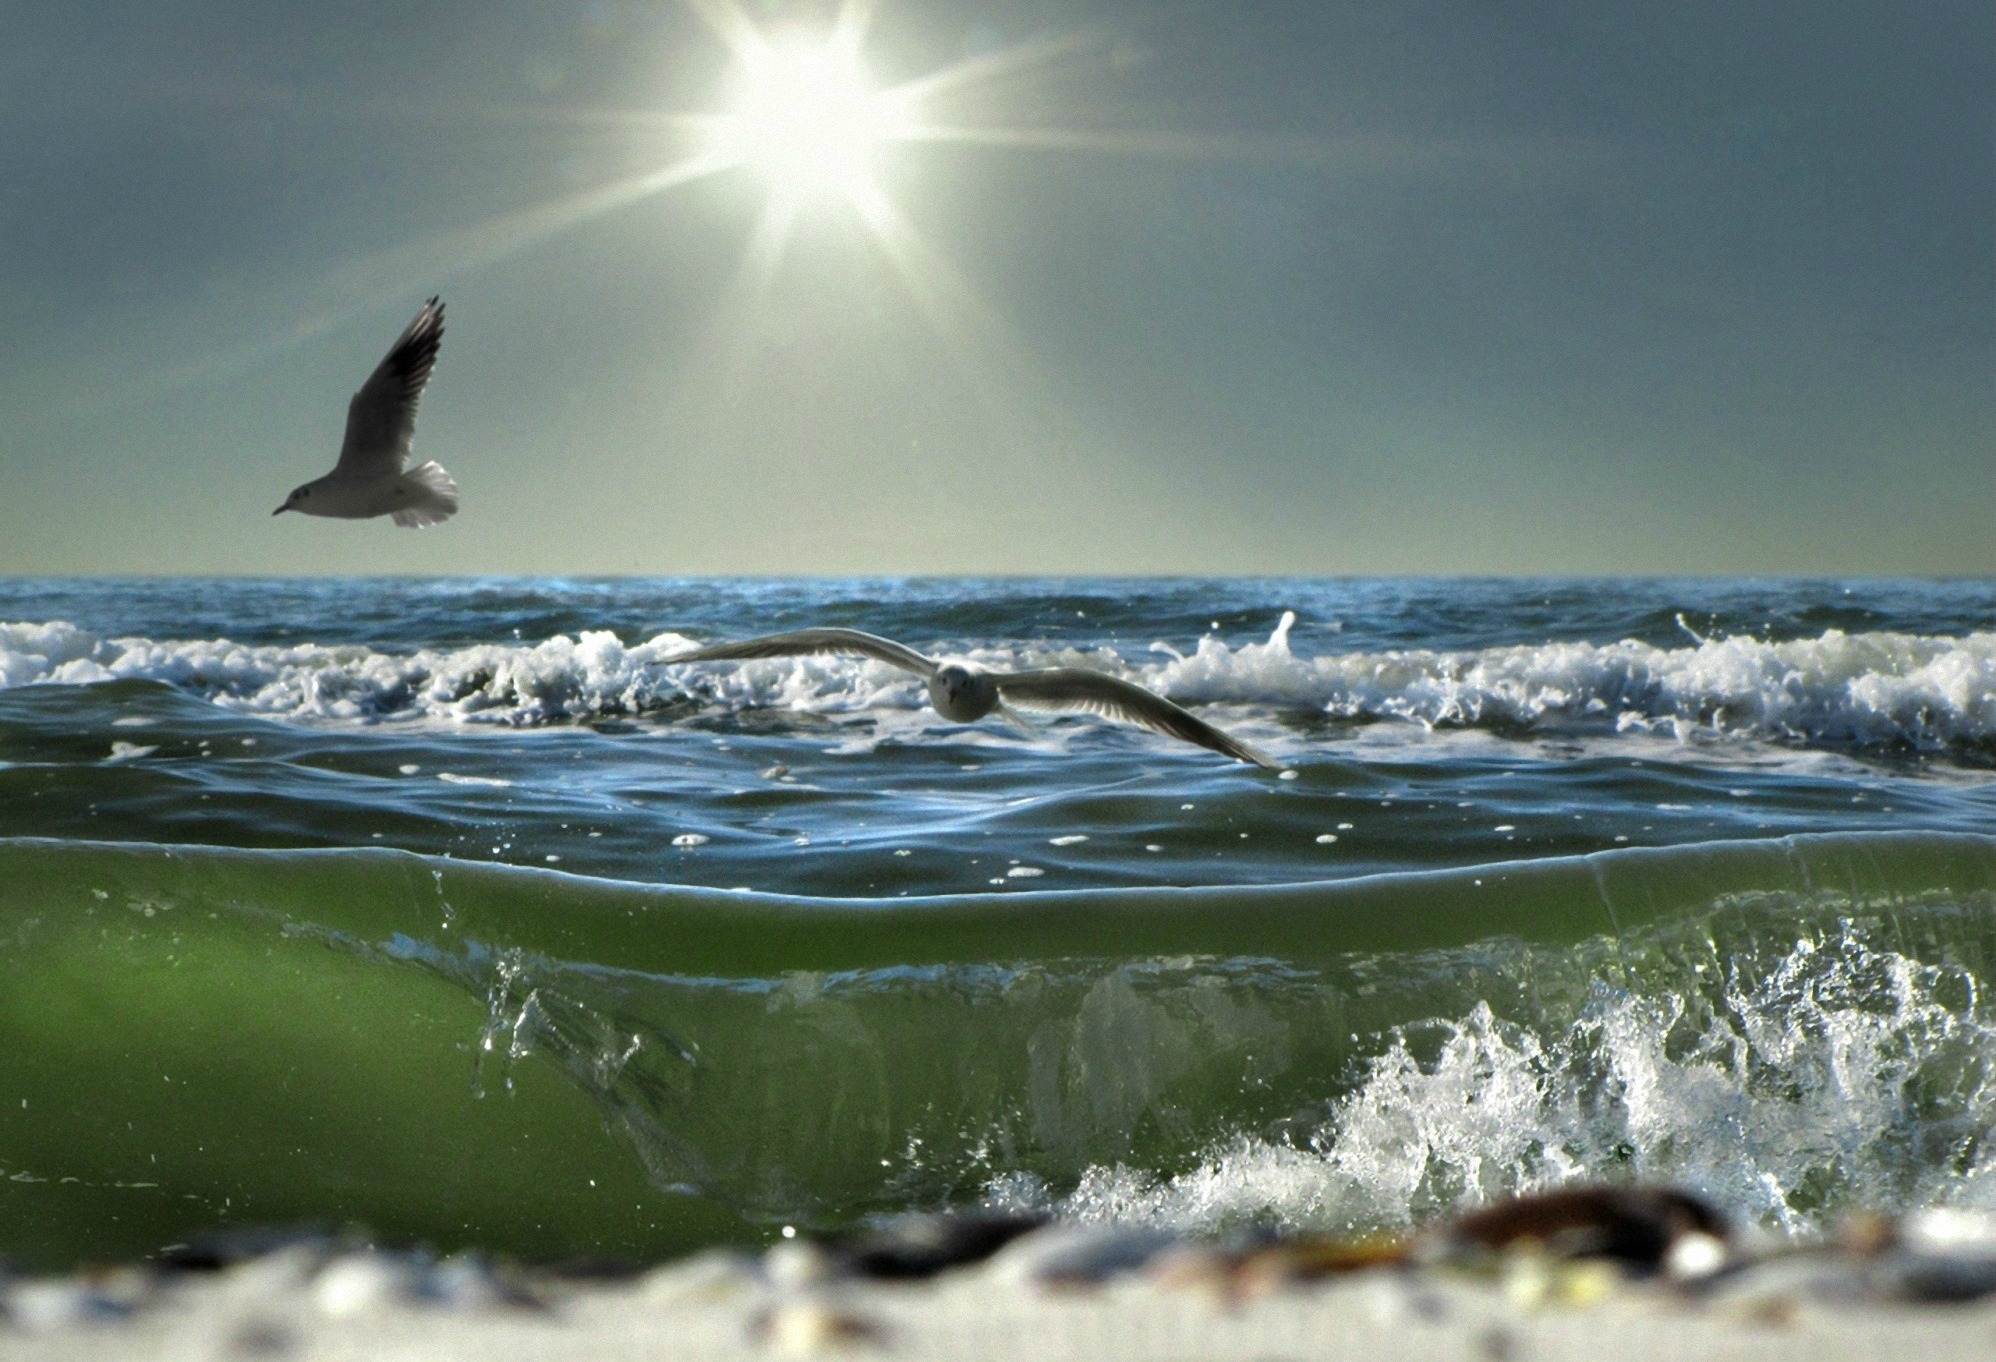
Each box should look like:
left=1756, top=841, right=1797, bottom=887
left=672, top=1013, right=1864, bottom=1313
left=1, top=613, right=1991, bottom=756
left=2, top=832, right=1990, bottom=1262
left=1000, top=920, right=1996, bottom=1238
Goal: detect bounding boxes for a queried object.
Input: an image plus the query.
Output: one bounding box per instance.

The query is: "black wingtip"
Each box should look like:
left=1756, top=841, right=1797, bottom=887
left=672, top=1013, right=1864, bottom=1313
left=404, top=297, right=443, bottom=340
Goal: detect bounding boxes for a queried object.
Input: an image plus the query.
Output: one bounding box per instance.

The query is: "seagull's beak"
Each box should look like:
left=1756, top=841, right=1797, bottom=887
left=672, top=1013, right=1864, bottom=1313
left=272, top=504, right=289, bottom=515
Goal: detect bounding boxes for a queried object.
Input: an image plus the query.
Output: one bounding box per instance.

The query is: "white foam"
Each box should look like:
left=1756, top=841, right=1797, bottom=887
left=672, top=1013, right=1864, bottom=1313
left=2, top=616, right=1990, bottom=750
left=0, top=621, right=703, bottom=727
left=992, top=924, right=1996, bottom=1236
left=1149, top=612, right=1996, bottom=752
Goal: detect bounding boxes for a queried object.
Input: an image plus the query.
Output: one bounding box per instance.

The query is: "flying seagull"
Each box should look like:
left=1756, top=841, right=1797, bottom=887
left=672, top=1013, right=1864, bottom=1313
left=274, top=297, right=459, bottom=527
left=665, top=628, right=1279, bottom=768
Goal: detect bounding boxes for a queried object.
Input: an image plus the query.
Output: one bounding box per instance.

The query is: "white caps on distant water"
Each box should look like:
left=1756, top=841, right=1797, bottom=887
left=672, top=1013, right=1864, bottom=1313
left=273, top=298, right=459, bottom=528
left=664, top=626, right=1279, bottom=768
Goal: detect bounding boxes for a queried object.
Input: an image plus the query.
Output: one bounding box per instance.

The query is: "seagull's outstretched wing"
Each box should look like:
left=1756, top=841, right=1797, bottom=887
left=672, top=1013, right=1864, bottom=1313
left=665, top=628, right=938, bottom=678
left=995, top=669, right=1278, bottom=768
left=336, top=298, right=444, bottom=478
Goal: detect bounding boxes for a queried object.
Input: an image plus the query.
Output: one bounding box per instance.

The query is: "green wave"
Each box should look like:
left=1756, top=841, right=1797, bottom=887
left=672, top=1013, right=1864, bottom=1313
left=2, top=833, right=1992, bottom=1268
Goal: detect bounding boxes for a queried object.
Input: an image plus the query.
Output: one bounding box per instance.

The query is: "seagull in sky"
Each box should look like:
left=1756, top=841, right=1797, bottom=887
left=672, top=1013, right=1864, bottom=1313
left=665, top=628, right=1279, bottom=768
left=273, top=297, right=459, bottom=527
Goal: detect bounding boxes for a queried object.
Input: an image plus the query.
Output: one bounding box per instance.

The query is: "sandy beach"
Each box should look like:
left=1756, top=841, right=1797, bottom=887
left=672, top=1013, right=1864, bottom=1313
left=5, top=1259, right=1993, bottom=1361
left=8, top=1206, right=1996, bottom=1362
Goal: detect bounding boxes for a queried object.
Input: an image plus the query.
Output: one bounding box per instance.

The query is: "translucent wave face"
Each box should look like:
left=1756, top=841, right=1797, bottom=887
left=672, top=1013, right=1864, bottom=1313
left=2, top=615, right=1990, bottom=755
left=349, top=867, right=1996, bottom=1237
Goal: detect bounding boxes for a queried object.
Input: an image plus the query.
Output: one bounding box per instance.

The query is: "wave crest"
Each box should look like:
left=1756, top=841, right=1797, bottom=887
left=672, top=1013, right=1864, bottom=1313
left=0, top=620, right=701, bottom=724
left=2, top=615, right=1990, bottom=752
left=1150, top=611, right=1995, bottom=752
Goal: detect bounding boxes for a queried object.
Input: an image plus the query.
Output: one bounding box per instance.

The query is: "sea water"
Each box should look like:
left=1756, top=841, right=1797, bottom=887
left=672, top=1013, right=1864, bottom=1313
left=0, top=577, right=1990, bottom=1267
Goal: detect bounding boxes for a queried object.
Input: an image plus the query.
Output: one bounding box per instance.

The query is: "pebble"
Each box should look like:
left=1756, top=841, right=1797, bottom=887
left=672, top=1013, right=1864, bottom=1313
left=1359, top=1270, right=1452, bottom=1325
left=1222, top=1233, right=1411, bottom=1296
left=157, top=1225, right=341, bottom=1273
left=823, top=1211, right=1045, bottom=1280
left=985, top=1223, right=1179, bottom=1288
left=1875, top=1245, right=1996, bottom=1303
left=10, top=1187, right=1996, bottom=1351
left=1436, top=1183, right=1730, bottom=1275
left=4, top=1278, right=139, bottom=1330
left=221, top=1245, right=333, bottom=1300
left=755, top=1298, right=883, bottom=1357
left=1703, top=1252, right=1870, bottom=1314
left=421, top=1253, right=536, bottom=1311
left=1887, top=1209, right=1996, bottom=1302
left=763, top=1240, right=849, bottom=1293
left=639, top=1249, right=763, bottom=1306
left=312, top=1253, right=423, bottom=1317
left=1664, top=1230, right=1728, bottom=1281
left=1500, top=1249, right=1621, bottom=1311
left=1900, top=1206, right=1996, bottom=1255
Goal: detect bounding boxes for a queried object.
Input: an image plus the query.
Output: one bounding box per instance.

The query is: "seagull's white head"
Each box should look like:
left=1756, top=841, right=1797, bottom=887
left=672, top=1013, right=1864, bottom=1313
left=273, top=483, right=313, bottom=515
left=929, top=664, right=1000, bottom=723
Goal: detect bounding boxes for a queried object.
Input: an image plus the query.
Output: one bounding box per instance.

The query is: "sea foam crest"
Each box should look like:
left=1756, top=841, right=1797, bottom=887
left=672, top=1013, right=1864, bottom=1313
left=1149, top=612, right=1996, bottom=750
left=1, top=615, right=1990, bottom=748
left=995, top=922, right=1996, bottom=1235
left=0, top=620, right=703, bottom=724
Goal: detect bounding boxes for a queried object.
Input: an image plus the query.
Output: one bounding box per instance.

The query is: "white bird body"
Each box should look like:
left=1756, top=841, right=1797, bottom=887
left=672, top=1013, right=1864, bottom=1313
left=275, top=298, right=459, bottom=528
left=666, top=627, right=1279, bottom=768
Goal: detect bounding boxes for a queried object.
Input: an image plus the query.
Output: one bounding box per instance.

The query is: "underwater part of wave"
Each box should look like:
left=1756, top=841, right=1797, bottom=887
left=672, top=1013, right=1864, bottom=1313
left=3, top=834, right=1993, bottom=1265
left=1, top=615, right=1991, bottom=752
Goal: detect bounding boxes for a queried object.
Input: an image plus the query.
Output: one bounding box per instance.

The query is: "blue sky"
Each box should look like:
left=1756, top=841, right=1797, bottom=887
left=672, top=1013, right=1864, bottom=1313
left=1, top=0, right=1989, bottom=575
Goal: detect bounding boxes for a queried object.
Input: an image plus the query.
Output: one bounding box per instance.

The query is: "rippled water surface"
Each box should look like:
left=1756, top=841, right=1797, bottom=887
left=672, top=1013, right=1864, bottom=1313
left=0, top=577, right=1990, bottom=1267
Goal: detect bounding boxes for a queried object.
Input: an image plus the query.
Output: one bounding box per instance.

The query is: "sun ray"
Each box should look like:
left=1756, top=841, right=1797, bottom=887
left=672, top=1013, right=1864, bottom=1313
left=151, top=3, right=1473, bottom=418
left=693, top=193, right=805, bottom=404
left=894, top=122, right=1520, bottom=173
left=680, top=0, right=771, bottom=68
left=895, top=122, right=1269, bottom=159
left=827, top=0, right=881, bottom=53
left=843, top=178, right=1023, bottom=404
left=882, top=31, right=1103, bottom=105
left=139, top=151, right=736, bottom=398
left=291, top=152, right=735, bottom=338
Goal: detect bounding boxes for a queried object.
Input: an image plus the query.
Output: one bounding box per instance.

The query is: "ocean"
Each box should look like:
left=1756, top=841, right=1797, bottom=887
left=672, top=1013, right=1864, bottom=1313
left=0, top=576, right=1991, bottom=1270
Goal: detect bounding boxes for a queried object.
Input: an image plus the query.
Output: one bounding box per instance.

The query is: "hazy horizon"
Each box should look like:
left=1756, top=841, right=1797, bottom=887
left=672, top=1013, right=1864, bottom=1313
left=3, top=1, right=1990, bottom=578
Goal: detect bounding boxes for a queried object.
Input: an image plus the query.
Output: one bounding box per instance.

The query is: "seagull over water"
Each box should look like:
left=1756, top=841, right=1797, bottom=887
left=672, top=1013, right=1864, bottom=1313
left=273, top=297, right=459, bottom=527
left=665, top=628, right=1279, bottom=768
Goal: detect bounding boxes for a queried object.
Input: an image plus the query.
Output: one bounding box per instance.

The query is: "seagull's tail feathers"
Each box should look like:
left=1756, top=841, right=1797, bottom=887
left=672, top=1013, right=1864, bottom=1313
left=390, top=461, right=459, bottom=528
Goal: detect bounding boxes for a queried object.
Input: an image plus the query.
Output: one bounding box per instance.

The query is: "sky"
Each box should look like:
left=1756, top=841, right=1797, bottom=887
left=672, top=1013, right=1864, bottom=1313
left=1, top=0, right=1990, bottom=577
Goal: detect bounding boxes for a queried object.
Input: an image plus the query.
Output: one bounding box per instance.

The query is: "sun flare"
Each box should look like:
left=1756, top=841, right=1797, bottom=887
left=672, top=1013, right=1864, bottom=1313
left=715, top=36, right=909, bottom=201
left=308, top=1, right=1216, bottom=392
left=185, top=0, right=1308, bottom=415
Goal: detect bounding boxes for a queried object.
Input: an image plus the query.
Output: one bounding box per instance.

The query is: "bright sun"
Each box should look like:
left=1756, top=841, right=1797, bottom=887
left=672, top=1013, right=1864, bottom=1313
left=268, top=0, right=1255, bottom=405
left=717, top=37, right=908, bottom=201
